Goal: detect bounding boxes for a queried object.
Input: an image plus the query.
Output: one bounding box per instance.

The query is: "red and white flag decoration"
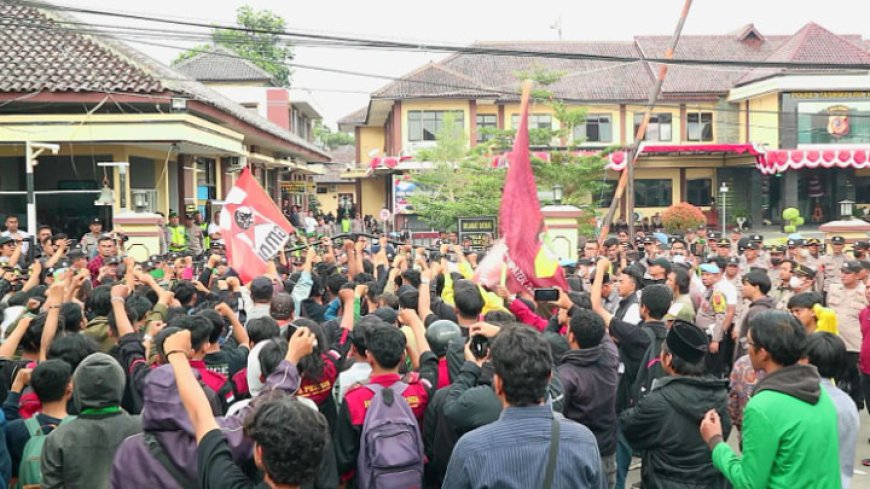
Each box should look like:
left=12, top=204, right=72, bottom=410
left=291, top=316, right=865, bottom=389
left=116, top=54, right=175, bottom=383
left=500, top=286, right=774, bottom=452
left=219, top=168, right=295, bottom=283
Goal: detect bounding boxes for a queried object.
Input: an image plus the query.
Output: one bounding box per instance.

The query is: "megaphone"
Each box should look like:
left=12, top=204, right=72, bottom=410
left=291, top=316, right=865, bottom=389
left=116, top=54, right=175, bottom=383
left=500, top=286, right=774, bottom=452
left=94, top=184, right=115, bottom=206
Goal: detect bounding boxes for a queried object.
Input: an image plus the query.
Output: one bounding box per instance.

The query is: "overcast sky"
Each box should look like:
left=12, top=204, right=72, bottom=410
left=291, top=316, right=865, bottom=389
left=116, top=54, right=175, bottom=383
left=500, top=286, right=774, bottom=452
left=64, top=0, right=870, bottom=128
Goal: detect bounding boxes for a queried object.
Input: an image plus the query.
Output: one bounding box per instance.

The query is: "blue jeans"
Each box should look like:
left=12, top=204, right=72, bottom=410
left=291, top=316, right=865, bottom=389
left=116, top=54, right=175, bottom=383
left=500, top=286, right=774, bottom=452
left=615, top=426, right=632, bottom=489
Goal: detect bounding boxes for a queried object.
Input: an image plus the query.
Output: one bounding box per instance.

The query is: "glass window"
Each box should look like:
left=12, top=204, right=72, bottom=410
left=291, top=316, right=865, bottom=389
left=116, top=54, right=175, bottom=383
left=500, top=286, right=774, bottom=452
left=408, top=111, right=465, bottom=142
left=573, top=113, right=612, bottom=143
left=476, top=114, right=498, bottom=142
left=595, top=180, right=618, bottom=208
left=686, top=178, right=713, bottom=206
left=634, top=113, right=673, bottom=141
left=634, top=179, right=673, bottom=207
left=687, top=112, right=714, bottom=141
left=511, top=114, right=553, bottom=130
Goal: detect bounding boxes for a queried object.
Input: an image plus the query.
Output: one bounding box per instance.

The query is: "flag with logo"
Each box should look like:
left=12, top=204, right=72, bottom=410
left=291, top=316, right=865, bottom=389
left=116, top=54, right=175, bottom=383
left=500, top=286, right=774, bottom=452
left=495, top=81, right=569, bottom=294
left=219, top=168, right=294, bottom=283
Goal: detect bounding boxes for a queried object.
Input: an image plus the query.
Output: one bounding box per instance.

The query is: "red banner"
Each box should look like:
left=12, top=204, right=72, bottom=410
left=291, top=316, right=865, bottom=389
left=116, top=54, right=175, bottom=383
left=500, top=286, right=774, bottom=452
left=499, top=83, right=569, bottom=294
left=219, top=168, right=295, bottom=283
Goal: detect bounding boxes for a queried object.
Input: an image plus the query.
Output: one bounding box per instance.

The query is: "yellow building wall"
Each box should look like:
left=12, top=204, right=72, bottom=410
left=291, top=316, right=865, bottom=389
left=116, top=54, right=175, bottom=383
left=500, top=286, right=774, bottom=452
left=359, top=127, right=385, bottom=160
left=317, top=182, right=357, bottom=215
left=401, top=100, right=471, bottom=152
left=737, top=102, right=749, bottom=144
left=360, top=177, right=386, bottom=216
left=748, top=93, right=779, bottom=147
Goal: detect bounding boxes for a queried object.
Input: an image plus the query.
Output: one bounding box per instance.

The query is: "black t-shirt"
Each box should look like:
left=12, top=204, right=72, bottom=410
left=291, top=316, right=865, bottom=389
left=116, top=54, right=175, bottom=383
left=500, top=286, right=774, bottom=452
left=198, top=429, right=268, bottom=489
left=5, top=413, right=62, bottom=477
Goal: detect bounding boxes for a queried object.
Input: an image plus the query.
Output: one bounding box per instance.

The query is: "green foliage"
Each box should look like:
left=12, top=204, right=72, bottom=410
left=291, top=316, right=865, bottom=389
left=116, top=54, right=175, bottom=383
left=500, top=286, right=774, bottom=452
left=781, top=207, right=804, bottom=233
left=314, top=122, right=354, bottom=149
left=415, top=113, right=468, bottom=164
left=174, top=6, right=294, bottom=85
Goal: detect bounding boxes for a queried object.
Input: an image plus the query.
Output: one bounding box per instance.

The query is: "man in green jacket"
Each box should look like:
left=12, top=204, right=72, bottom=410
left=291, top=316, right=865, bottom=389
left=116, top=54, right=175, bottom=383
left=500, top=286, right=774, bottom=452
left=700, top=310, right=840, bottom=488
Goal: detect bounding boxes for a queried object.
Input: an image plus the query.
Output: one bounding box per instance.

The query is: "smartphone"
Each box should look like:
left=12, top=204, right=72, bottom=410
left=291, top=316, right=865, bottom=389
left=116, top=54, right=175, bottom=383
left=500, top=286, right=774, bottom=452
left=533, top=288, right=559, bottom=302
left=470, top=335, right=490, bottom=360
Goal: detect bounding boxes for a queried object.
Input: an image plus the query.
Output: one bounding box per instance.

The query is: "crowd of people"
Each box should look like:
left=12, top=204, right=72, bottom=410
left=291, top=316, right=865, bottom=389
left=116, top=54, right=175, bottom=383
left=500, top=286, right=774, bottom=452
left=0, top=214, right=863, bottom=488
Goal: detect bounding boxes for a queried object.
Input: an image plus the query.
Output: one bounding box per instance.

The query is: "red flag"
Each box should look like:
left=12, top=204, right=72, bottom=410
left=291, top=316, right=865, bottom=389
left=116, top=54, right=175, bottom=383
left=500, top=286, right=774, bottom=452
left=219, top=168, right=295, bottom=283
left=499, top=82, right=569, bottom=294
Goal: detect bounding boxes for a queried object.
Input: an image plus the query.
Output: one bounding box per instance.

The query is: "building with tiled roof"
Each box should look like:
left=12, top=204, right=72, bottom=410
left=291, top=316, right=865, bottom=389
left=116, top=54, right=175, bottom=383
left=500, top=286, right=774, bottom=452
left=0, top=2, right=329, bottom=244
left=173, top=47, right=278, bottom=84
left=340, top=22, right=870, bottom=232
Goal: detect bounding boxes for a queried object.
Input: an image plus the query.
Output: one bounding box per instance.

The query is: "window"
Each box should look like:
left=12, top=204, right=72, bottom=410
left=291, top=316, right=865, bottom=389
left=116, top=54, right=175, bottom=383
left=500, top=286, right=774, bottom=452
left=634, top=113, right=672, bottom=141
left=595, top=180, right=618, bottom=208
left=634, top=179, right=673, bottom=207
left=408, top=110, right=465, bottom=141
left=511, top=114, right=553, bottom=130
left=686, top=178, right=713, bottom=206
left=573, top=113, right=612, bottom=143
left=687, top=112, right=714, bottom=141
left=476, top=114, right=498, bottom=142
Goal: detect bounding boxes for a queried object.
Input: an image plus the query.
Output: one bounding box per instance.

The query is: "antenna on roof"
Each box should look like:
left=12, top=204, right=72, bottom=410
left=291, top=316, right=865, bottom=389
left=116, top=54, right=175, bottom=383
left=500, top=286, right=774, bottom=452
left=549, top=15, right=563, bottom=41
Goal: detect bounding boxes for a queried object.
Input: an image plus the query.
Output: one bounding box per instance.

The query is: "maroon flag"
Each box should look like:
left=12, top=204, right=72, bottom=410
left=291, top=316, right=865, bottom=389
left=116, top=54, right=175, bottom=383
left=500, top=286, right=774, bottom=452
left=499, top=82, right=569, bottom=294
left=219, top=168, right=295, bottom=283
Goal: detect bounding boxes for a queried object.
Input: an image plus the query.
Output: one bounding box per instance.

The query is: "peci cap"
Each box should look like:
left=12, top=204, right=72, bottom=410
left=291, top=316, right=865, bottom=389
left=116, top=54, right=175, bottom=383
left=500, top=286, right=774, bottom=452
left=830, top=236, right=846, bottom=245
left=841, top=261, right=863, bottom=274
left=666, top=321, right=709, bottom=363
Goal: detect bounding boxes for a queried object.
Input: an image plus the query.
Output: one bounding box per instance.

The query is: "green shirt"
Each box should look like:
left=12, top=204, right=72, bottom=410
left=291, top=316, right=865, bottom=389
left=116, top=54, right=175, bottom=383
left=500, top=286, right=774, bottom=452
left=712, top=385, right=840, bottom=489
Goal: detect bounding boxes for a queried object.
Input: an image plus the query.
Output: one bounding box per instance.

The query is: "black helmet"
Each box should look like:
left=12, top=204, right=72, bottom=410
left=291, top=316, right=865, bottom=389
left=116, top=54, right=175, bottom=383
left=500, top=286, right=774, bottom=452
left=425, top=320, right=462, bottom=358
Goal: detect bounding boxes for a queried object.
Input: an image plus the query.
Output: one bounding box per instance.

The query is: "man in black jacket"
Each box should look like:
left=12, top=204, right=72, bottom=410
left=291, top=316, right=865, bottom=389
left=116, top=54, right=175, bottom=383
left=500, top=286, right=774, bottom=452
left=558, top=308, right=619, bottom=488
left=620, top=321, right=731, bottom=489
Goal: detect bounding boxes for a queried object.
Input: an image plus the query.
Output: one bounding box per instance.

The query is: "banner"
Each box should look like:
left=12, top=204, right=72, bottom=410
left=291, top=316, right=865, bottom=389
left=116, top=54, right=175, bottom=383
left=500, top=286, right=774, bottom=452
left=458, top=216, right=497, bottom=251
left=220, top=168, right=295, bottom=283
left=497, top=82, right=569, bottom=294
left=393, top=174, right=418, bottom=214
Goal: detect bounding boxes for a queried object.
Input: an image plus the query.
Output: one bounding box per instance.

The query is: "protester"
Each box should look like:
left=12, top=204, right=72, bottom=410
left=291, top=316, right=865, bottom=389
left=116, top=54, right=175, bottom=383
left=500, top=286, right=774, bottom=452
left=699, top=310, right=840, bottom=487
left=443, top=325, right=604, bottom=488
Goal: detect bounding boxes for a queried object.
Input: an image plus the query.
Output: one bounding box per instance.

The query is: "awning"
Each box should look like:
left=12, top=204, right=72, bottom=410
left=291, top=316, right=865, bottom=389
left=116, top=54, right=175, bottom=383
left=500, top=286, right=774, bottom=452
left=758, top=147, right=870, bottom=175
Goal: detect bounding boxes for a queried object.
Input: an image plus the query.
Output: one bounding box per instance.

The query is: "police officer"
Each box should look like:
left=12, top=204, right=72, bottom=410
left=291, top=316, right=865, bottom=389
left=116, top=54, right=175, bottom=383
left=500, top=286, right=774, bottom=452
left=820, top=235, right=848, bottom=294
left=167, top=211, right=188, bottom=253
left=80, top=217, right=103, bottom=258
left=826, top=261, right=868, bottom=409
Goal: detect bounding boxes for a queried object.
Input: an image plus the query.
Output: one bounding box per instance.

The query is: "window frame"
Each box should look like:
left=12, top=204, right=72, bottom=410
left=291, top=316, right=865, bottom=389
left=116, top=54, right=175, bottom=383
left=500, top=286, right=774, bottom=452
left=573, top=113, right=613, bottom=143
left=476, top=114, right=498, bottom=142
left=511, top=113, right=553, bottom=130
left=686, top=112, right=714, bottom=142
left=686, top=178, right=713, bottom=206
left=408, top=110, right=465, bottom=142
left=634, top=113, right=673, bottom=142
left=633, top=179, right=673, bottom=207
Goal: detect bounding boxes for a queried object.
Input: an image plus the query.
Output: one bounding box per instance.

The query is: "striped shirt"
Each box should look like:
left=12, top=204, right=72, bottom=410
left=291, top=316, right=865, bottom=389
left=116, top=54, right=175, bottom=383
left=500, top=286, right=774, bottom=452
left=443, top=404, right=606, bottom=489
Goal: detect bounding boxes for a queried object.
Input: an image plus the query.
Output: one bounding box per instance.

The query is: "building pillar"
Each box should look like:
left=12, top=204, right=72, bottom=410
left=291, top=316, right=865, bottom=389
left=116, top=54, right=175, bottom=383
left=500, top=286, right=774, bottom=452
left=750, top=169, right=763, bottom=227
left=390, top=102, right=402, bottom=155
left=177, top=154, right=194, bottom=214
left=497, top=105, right=505, bottom=130
left=469, top=100, right=478, bottom=148
left=783, top=171, right=799, bottom=211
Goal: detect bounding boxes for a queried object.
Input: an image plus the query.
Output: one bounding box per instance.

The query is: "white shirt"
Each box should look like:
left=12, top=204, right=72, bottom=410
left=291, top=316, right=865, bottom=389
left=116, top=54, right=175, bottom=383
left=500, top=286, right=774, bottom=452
left=207, top=222, right=223, bottom=245
left=304, top=216, right=317, bottom=234
left=335, top=361, right=372, bottom=403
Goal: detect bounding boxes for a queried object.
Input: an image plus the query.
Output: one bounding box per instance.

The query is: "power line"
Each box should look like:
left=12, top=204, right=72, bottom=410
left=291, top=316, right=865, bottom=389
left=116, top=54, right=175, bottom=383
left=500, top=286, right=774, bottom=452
left=14, top=0, right=870, bottom=71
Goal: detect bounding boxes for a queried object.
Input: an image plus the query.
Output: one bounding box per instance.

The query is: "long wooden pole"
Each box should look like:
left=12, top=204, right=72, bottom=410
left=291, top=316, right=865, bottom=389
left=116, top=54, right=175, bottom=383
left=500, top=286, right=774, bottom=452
left=600, top=0, right=694, bottom=242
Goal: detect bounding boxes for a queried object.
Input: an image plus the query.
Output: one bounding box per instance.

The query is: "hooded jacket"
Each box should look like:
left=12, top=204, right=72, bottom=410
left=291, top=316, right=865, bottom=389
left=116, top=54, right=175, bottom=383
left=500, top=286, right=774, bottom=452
left=557, top=336, right=619, bottom=456
left=712, top=364, right=841, bottom=489
left=41, top=353, right=142, bottom=489
left=621, top=375, right=731, bottom=489
left=83, top=316, right=114, bottom=352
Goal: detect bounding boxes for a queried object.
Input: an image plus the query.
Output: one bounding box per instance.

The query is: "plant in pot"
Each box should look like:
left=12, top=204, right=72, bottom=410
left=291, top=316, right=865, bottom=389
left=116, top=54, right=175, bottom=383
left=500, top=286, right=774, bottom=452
left=781, top=207, right=805, bottom=234
left=662, top=202, right=707, bottom=235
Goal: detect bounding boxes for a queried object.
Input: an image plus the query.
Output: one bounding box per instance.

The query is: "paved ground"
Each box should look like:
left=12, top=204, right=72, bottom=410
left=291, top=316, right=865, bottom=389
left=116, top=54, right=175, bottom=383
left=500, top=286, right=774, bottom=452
left=626, top=408, right=870, bottom=487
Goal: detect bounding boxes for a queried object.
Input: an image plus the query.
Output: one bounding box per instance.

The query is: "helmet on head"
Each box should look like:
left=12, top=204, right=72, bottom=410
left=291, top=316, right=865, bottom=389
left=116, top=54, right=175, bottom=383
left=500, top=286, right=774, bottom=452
left=425, top=320, right=462, bottom=358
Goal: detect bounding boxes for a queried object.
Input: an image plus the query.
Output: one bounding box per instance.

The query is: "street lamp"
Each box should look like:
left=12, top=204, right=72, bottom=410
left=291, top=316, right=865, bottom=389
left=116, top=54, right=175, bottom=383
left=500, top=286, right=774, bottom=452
left=552, top=184, right=563, bottom=205
left=839, top=199, right=855, bottom=220
left=719, top=181, right=729, bottom=236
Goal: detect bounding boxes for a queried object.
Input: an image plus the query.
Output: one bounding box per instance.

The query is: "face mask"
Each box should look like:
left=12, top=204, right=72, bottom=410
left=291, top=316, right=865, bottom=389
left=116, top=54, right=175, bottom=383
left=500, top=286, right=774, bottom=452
left=673, top=254, right=686, bottom=264
left=771, top=258, right=783, bottom=266
left=789, top=276, right=803, bottom=289
left=799, top=249, right=810, bottom=258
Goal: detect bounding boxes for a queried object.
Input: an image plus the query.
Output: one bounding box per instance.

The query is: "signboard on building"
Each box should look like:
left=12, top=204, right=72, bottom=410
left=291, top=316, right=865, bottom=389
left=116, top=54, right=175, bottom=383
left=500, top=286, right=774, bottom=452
left=393, top=174, right=418, bottom=215
left=458, top=216, right=498, bottom=250
left=281, top=181, right=307, bottom=193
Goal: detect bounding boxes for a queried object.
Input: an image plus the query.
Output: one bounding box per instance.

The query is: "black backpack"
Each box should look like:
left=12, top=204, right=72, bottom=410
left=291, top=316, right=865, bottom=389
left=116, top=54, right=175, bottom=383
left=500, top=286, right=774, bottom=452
left=628, top=323, right=668, bottom=407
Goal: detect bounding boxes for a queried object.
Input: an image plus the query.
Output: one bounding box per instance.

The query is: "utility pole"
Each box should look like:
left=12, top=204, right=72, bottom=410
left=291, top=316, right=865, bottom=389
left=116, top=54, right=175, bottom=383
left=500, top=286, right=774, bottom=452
left=24, top=142, right=60, bottom=237
left=599, top=0, right=693, bottom=242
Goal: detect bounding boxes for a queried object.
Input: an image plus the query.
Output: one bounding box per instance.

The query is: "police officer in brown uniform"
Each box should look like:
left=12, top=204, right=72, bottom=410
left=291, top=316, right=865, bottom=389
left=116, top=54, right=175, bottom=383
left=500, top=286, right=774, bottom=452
left=820, top=235, right=848, bottom=295
left=827, top=260, right=868, bottom=408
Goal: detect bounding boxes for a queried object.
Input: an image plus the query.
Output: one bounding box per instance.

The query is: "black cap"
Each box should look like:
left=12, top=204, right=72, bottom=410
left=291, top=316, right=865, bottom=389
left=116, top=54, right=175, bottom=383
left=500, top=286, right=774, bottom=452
left=794, top=264, right=817, bottom=279
left=105, top=256, right=120, bottom=265
left=250, top=276, right=274, bottom=301
left=787, top=238, right=803, bottom=247
left=854, top=241, right=870, bottom=250
left=744, top=241, right=760, bottom=251
left=666, top=321, right=709, bottom=363
left=67, top=249, right=86, bottom=260
left=707, top=231, right=721, bottom=240
left=769, top=245, right=787, bottom=254
left=749, top=234, right=763, bottom=242
left=841, top=261, right=863, bottom=274
left=89, top=217, right=102, bottom=225
left=726, top=256, right=740, bottom=266
left=805, top=238, right=821, bottom=246
left=373, top=307, right=398, bottom=325
left=831, top=236, right=846, bottom=245
left=0, top=236, right=13, bottom=246
left=270, top=292, right=294, bottom=320
left=643, top=236, right=655, bottom=244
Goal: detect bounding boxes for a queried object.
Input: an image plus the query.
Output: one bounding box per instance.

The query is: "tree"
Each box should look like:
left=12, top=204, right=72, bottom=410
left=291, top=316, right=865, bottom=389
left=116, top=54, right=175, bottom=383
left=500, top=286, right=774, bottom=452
left=314, top=122, right=355, bottom=149
left=174, top=6, right=294, bottom=86
left=408, top=72, right=608, bottom=236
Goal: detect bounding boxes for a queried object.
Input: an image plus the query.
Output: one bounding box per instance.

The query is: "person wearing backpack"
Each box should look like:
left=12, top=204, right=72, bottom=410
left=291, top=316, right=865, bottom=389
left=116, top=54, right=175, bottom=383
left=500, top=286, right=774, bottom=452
left=40, top=352, right=141, bottom=489
left=590, top=258, right=671, bottom=489
left=620, top=321, right=731, bottom=489
left=3, top=360, right=72, bottom=485
left=334, top=308, right=438, bottom=488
